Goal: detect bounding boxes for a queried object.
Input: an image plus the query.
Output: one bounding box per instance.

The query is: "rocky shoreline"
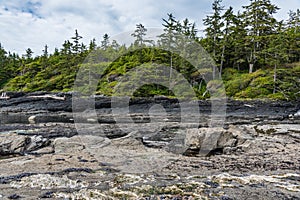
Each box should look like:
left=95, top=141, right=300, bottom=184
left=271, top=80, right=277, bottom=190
left=0, top=92, right=299, bottom=199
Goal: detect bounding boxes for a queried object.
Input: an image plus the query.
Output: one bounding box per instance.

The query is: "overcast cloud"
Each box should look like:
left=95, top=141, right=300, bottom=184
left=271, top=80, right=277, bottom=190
left=0, top=0, right=299, bottom=55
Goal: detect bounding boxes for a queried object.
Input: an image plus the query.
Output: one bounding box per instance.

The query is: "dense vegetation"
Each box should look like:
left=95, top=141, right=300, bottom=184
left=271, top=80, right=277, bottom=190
left=0, top=0, right=299, bottom=100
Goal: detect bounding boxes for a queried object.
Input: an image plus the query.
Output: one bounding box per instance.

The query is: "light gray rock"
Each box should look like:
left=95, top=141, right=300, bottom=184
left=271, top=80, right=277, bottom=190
left=254, top=124, right=300, bottom=135
left=199, top=129, right=222, bottom=156
left=183, top=126, right=255, bottom=156
left=183, top=128, right=223, bottom=156
left=54, top=135, right=110, bottom=154
left=217, top=134, right=237, bottom=148
left=26, top=135, right=50, bottom=152
left=184, top=128, right=206, bottom=151
left=0, top=133, right=50, bottom=156
left=28, top=115, right=36, bottom=124
left=0, top=133, right=30, bottom=155
left=228, top=125, right=255, bottom=145
left=31, top=146, right=54, bottom=154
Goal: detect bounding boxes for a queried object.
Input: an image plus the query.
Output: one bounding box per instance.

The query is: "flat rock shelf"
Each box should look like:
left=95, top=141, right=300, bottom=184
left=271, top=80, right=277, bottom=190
left=0, top=92, right=300, bottom=199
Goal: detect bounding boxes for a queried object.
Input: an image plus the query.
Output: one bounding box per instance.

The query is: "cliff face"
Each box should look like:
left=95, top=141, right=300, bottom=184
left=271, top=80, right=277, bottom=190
left=0, top=93, right=299, bottom=199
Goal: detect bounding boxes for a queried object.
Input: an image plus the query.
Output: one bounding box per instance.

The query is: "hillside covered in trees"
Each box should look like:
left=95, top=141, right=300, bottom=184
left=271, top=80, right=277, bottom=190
left=0, top=0, right=299, bottom=100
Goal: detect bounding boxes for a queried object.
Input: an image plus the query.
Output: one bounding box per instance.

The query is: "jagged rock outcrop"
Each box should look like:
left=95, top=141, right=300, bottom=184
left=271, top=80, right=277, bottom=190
left=0, top=133, right=51, bottom=156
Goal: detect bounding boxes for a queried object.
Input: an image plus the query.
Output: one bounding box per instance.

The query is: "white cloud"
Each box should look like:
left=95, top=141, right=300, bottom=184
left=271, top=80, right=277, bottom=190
left=0, top=0, right=298, bottom=55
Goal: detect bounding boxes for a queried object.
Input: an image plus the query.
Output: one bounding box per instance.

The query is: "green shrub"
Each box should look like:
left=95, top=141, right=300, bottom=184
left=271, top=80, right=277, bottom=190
left=235, top=87, right=271, bottom=99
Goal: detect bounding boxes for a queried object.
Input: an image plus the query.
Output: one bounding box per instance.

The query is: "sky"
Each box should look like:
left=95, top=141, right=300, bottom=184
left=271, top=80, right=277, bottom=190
left=0, top=0, right=299, bottom=56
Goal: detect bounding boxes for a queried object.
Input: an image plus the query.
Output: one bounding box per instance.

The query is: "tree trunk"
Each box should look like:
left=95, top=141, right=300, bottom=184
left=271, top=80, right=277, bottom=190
left=273, top=64, right=277, bottom=94
left=273, top=55, right=277, bottom=94
left=249, top=63, right=254, bottom=74
left=247, top=51, right=255, bottom=74
left=220, top=44, right=226, bottom=78
left=169, top=53, right=173, bottom=95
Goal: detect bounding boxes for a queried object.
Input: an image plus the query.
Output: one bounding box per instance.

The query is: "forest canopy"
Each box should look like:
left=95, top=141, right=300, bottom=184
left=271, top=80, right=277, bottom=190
left=0, top=0, right=299, bottom=100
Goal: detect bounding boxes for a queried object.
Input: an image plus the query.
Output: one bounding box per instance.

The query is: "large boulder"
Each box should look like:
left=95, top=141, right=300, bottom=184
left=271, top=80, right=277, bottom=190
left=183, top=126, right=254, bottom=156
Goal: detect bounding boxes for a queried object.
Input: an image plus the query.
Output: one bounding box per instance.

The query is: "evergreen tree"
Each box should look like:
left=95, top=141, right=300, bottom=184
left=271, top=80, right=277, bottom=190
left=203, top=0, right=224, bottom=78
left=158, top=13, right=181, bottom=89
left=285, top=9, right=300, bottom=62
left=286, top=9, right=300, bottom=31
left=230, top=11, right=248, bottom=71
left=41, top=45, right=49, bottom=69
left=80, top=42, right=87, bottom=53
left=61, top=40, right=72, bottom=55
left=131, top=24, right=154, bottom=63
left=0, top=43, right=7, bottom=64
left=266, top=22, right=289, bottom=94
left=111, top=40, right=120, bottom=50
left=101, top=34, right=110, bottom=50
left=0, top=43, right=8, bottom=86
left=53, top=48, right=59, bottom=56
left=219, top=6, right=235, bottom=76
left=176, top=18, right=198, bottom=76
left=25, top=48, right=34, bottom=60
left=42, top=45, right=49, bottom=58
left=89, top=38, right=97, bottom=51
left=242, top=0, right=279, bottom=72
left=71, top=29, right=83, bottom=53
left=181, top=18, right=197, bottom=39
left=159, top=13, right=180, bottom=51
left=131, top=24, right=147, bottom=47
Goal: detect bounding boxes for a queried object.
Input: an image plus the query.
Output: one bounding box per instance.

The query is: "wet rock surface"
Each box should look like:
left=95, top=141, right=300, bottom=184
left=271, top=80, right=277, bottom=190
left=0, top=93, right=299, bottom=199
